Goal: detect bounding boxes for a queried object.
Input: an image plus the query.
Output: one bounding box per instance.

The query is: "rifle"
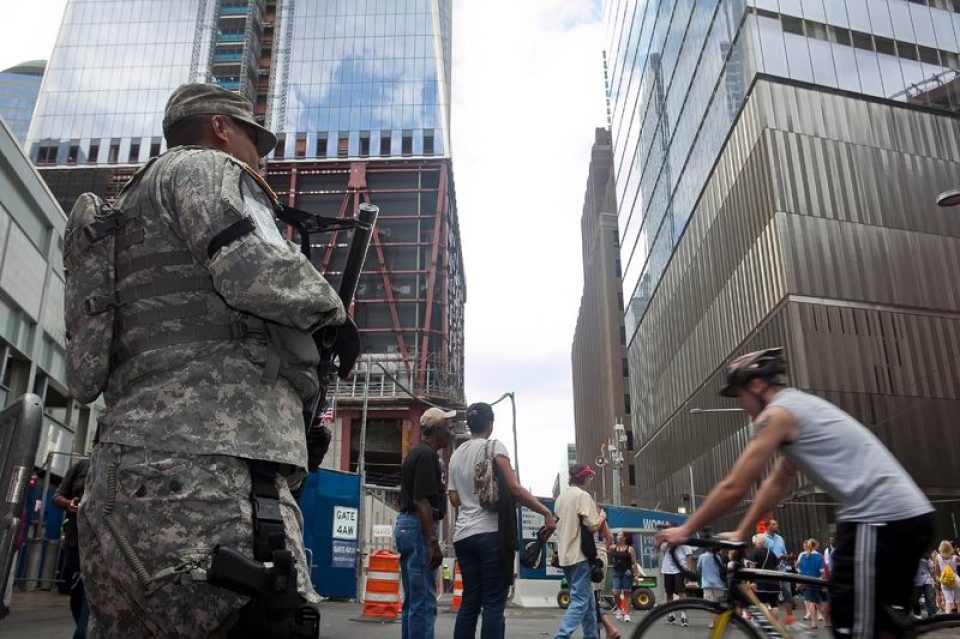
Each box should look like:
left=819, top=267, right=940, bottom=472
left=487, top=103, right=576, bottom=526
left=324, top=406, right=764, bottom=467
left=274, top=202, right=378, bottom=431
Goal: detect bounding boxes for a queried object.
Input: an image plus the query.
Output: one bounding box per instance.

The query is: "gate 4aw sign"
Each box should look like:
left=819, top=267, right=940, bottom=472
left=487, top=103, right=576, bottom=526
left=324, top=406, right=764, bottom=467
left=332, top=506, right=359, bottom=540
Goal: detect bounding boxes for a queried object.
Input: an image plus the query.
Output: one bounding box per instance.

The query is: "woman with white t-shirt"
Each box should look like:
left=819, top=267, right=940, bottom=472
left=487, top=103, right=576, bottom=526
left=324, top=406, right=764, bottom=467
left=448, top=402, right=557, bottom=639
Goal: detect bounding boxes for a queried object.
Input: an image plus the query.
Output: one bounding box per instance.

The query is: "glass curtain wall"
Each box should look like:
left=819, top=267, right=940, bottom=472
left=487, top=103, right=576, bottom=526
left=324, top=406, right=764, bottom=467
left=605, top=0, right=960, bottom=341
left=26, top=0, right=214, bottom=165
left=268, top=0, right=451, bottom=159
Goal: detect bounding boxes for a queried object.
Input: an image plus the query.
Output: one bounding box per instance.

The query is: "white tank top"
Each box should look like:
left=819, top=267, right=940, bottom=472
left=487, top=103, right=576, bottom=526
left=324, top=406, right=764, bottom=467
left=766, top=389, right=932, bottom=523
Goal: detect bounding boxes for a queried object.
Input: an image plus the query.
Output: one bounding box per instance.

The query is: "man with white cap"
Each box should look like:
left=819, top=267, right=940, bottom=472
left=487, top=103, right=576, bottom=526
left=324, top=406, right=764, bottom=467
left=395, top=407, right=455, bottom=639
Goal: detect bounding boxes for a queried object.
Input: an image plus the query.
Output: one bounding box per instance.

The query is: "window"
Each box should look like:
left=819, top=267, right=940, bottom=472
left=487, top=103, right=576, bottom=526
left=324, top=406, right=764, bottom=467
left=617, top=292, right=624, bottom=310
left=88, top=143, right=99, bottom=164
left=614, top=258, right=622, bottom=278
left=295, top=134, right=307, bottom=158
left=613, top=229, right=620, bottom=247
left=897, top=42, right=919, bottom=61
left=781, top=15, right=804, bottom=36
left=423, top=131, right=434, bottom=155
left=36, top=144, right=57, bottom=165
left=852, top=32, right=874, bottom=51
left=830, top=27, right=851, bottom=46
left=359, top=131, right=370, bottom=157
left=804, top=20, right=828, bottom=41
left=128, top=143, right=140, bottom=163
left=67, top=144, right=79, bottom=165
left=273, top=137, right=285, bottom=158
left=628, top=464, right=636, bottom=486
left=401, top=130, right=413, bottom=156
left=623, top=393, right=631, bottom=414
left=875, top=37, right=897, bottom=57
left=337, top=132, right=349, bottom=158
left=316, top=134, right=327, bottom=157
left=626, top=430, right=634, bottom=450
left=919, top=46, right=941, bottom=66
left=619, top=325, right=626, bottom=345
left=622, top=358, right=629, bottom=378
left=380, top=131, right=391, bottom=157
left=149, top=138, right=161, bottom=158
left=108, top=140, right=120, bottom=163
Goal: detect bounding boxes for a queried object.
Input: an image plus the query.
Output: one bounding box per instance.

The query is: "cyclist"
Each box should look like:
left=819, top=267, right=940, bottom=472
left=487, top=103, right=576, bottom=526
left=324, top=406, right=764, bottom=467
left=657, top=347, right=934, bottom=638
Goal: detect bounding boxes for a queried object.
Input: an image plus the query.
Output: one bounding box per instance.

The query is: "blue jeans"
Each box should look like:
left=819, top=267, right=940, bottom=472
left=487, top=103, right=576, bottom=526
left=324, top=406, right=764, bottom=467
left=555, top=560, right=598, bottom=639
left=454, top=531, right=509, bottom=639
left=395, top=513, right=438, bottom=639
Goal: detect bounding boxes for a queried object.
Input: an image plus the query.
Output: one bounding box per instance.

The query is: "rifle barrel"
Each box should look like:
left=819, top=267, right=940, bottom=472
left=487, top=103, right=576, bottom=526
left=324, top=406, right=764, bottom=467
left=338, top=203, right=378, bottom=308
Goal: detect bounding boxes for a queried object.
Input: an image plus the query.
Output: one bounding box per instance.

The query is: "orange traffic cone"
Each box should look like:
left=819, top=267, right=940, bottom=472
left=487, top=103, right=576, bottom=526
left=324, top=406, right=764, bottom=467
left=361, top=549, right=402, bottom=619
left=452, top=561, right=463, bottom=611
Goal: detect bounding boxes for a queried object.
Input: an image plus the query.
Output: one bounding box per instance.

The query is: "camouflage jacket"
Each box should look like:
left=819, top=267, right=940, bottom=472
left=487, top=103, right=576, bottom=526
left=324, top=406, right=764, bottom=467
left=98, top=147, right=345, bottom=468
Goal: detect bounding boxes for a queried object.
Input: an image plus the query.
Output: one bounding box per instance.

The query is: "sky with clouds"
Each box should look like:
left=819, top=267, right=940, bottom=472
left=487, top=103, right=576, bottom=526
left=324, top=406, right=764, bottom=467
left=0, top=0, right=609, bottom=496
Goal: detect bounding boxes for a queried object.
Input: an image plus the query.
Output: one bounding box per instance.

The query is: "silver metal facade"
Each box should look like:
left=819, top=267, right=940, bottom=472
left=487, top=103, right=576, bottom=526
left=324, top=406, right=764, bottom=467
left=630, top=76, right=960, bottom=543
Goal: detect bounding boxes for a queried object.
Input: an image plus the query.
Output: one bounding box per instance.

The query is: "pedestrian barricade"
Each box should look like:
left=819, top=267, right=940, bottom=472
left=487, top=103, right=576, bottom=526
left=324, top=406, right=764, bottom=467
left=0, top=395, right=43, bottom=617
left=452, top=561, right=463, bottom=611
left=360, top=549, right=402, bottom=620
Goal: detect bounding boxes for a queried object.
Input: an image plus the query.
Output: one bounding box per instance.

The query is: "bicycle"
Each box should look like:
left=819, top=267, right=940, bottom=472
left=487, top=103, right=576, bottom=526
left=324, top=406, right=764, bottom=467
left=630, top=535, right=960, bottom=638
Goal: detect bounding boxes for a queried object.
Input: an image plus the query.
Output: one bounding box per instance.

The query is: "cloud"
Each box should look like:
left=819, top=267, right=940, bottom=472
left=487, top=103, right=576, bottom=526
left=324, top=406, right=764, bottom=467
left=452, top=0, right=606, bottom=495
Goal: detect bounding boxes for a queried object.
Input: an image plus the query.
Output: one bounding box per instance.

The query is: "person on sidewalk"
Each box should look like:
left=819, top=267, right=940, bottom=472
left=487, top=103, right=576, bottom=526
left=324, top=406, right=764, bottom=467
left=553, top=464, right=606, bottom=639
left=698, top=546, right=725, bottom=629
left=659, top=523, right=693, bottom=626
left=609, top=531, right=640, bottom=623
left=448, top=402, right=557, bottom=639
left=54, top=457, right=90, bottom=639
left=395, top=407, right=454, bottom=639
left=763, top=518, right=796, bottom=624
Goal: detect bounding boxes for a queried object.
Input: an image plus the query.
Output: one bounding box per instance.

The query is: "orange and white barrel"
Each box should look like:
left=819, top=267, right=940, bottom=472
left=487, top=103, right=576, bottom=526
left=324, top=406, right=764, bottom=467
left=361, top=549, right=402, bottom=619
left=452, top=561, right=463, bottom=611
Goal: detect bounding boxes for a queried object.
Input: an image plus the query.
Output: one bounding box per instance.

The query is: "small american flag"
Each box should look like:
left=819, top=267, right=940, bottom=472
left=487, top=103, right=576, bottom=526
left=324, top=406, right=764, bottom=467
left=320, top=401, right=335, bottom=424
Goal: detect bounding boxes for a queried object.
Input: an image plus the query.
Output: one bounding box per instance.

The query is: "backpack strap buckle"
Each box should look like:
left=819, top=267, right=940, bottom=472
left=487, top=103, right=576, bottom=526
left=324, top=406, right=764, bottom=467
left=84, top=210, right=125, bottom=243
left=85, top=292, right=118, bottom=315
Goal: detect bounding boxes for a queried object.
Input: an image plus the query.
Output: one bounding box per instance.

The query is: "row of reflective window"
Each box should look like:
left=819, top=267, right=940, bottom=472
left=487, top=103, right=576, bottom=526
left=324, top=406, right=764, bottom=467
left=31, top=126, right=444, bottom=165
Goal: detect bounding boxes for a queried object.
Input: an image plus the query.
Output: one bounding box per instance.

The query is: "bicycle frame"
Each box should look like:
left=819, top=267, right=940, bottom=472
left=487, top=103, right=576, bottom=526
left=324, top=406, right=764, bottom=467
left=708, top=567, right=827, bottom=639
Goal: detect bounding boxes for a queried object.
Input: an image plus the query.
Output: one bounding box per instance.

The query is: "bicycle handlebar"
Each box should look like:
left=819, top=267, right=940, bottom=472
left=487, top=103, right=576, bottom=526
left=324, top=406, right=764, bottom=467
left=665, top=534, right=747, bottom=582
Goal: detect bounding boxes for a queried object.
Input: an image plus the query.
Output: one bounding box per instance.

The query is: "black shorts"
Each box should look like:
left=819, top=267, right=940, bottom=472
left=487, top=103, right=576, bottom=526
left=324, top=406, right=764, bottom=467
left=755, top=590, right=780, bottom=609
left=829, top=512, right=934, bottom=638
left=663, top=572, right=685, bottom=595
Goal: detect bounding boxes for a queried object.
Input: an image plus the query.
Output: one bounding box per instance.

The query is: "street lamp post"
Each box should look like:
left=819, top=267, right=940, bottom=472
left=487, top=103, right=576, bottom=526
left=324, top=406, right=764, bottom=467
left=491, top=392, right=519, bottom=482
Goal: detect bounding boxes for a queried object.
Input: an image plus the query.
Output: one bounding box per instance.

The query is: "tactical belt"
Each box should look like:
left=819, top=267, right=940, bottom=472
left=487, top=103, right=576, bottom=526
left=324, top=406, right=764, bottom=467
left=113, top=322, right=247, bottom=365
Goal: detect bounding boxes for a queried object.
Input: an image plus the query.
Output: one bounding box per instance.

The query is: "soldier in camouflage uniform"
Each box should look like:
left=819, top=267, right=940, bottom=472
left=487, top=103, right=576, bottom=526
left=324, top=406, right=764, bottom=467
left=74, top=84, right=345, bottom=638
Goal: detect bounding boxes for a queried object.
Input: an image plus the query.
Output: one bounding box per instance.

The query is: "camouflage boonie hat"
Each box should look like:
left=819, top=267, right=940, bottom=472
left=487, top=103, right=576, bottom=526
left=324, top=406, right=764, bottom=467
left=163, top=83, right=277, bottom=157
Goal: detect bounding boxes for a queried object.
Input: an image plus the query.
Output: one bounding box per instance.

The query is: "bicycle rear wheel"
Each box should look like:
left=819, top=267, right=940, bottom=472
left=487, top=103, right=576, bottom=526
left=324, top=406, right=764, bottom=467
left=630, top=599, right=763, bottom=638
left=914, top=613, right=960, bottom=637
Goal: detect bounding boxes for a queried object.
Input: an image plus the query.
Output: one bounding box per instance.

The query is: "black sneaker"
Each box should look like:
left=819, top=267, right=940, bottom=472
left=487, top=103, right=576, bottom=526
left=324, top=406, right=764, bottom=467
left=681, top=616, right=689, bottom=627
left=666, top=614, right=676, bottom=624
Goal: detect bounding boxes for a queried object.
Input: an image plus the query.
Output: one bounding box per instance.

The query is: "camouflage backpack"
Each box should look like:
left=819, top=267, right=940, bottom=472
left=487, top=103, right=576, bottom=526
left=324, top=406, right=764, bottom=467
left=64, top=193, right=122, bottom=403
left=475, top=439, right=500, bottom=511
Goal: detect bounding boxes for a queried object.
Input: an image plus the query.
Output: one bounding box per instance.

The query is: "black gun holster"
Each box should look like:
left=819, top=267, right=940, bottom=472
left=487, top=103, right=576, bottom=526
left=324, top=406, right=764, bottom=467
left=207, top=462, right=321, bottom=639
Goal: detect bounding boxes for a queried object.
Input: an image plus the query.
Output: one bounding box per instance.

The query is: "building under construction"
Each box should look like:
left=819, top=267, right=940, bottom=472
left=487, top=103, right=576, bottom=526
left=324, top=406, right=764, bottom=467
left=29, top=0, right=465, bottom=488
left=265, top=159, right=465, bottom=485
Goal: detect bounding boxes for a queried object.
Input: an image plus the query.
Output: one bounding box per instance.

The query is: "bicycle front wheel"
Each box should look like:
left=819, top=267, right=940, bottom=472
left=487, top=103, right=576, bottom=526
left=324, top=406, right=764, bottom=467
left=630, top=599, right=763, bottom=638
left=914, top=613, right=960, bottom=637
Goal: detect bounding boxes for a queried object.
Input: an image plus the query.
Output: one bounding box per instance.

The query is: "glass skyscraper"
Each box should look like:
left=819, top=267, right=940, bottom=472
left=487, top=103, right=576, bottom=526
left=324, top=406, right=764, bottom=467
left=27, top=0, right=452, bottom=164
left=606, top=0, right=960, bottom=339
left=0, top=61, right=45, bottom=145
left=608, top=0, right=960, bottom=541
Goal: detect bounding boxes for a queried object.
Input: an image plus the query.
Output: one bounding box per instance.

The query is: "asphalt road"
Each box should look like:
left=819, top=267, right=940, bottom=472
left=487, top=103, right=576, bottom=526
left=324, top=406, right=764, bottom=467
left=1, top=590, right=840, bottom=638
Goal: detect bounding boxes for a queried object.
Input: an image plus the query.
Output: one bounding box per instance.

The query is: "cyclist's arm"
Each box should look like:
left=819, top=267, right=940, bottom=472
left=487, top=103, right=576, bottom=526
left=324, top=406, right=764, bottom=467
left=733, top=456, right=798, bottom=542
left=661, top=408, right=795, bottom=543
